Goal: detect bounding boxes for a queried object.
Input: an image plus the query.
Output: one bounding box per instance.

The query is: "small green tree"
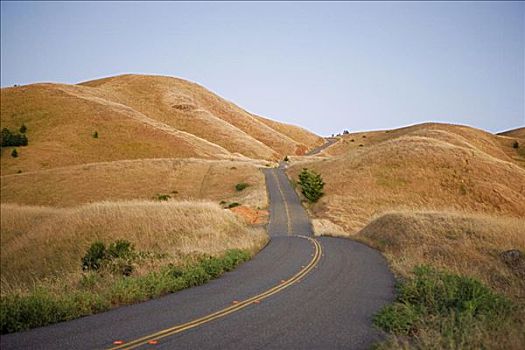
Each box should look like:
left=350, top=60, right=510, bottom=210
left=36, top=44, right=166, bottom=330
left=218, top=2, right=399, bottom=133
left=92, top=131, right=99, bottom=139
left=1, top=128, right=28, bottom=147
left=19, top=124, right=27, bottom=134
left=235, top=183, right=249, bottom=191
left=11, top=149, right=18, bottom=158
left=284, top=155, right=289, bottom=162
left=298, top=168, right=324, bottom=203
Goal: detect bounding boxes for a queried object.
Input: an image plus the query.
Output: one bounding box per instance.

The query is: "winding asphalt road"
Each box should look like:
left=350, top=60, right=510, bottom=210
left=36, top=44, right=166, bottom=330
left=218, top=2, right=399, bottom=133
left=1, top=167, right=394, bottom=350
left=305, top=137, right=339, bottom=156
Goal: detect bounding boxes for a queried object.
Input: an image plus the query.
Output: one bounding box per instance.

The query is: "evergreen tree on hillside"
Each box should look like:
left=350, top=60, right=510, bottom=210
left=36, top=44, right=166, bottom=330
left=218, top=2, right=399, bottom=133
left=1, top=128, right=28, bottom=147
left=298, top=168, right=325, bottom=203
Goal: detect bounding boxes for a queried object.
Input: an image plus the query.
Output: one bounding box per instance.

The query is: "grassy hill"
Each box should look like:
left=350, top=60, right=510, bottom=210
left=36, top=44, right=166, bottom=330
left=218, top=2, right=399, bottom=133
left=1, top=74, right=309, bottom=332
left=287, top=122, right=525, bottom=348
left=0, top=74, right=323, bottom=175
left=289, top=123, right=525, bottom=233
left=1, top=158, right=267, bottom=208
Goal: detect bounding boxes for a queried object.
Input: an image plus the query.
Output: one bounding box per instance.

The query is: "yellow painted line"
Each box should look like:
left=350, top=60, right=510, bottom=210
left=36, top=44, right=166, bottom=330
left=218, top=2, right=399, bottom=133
left=271, top=170, right=292, bottom=236
left=108, top=236, right=322, bottom=350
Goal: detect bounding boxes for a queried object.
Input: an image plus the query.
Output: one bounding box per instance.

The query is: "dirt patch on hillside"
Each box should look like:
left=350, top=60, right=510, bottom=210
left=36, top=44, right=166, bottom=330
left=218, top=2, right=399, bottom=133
left=229, top=205, right=269, bottom=225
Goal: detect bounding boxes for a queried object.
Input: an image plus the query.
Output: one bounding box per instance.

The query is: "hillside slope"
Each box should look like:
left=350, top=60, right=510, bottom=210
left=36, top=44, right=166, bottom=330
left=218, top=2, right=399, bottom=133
left=288, top=123, right=525, bottom=234
left=1, top=158, right=267, bottom=208
left=1, top=74, right=323, bottom=175
left=80, top=74, right=323, bottom=158
left=321, top=123, right=524, bottom=166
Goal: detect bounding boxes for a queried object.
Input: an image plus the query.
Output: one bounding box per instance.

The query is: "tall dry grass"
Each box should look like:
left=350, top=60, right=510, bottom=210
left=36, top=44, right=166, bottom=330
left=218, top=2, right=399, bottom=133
left=358, top=211, right=525, bottom=300
left=355, top=210, right=525, bottom=350
left=0, top=200, right=268, bottom=293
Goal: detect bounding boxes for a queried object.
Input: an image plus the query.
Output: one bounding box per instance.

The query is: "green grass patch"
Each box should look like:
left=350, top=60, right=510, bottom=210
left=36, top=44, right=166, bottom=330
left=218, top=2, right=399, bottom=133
left=0, top=249, right=250, bottom=334
left=154, top=193, right=171, bottom=201
left=373, top=265, right=519, bottom=349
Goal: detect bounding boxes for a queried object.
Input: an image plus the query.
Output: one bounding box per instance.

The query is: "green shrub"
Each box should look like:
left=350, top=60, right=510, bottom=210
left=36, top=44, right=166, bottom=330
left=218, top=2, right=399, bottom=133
left=19, top=124, right=27, bottom=134
left=92, top=131, right=98, bottom=139
left=221, top=249, right=250, bottom=271
left=201, top=256, right=225, bottom=278
left=374, top=266, right=514, bottom=345
left=1, top=128, right=28, bottom=147
left=182, top=266, right=210, bottom=287
left=235, top=183, right=249, bottom=191
left=227, top=202, right=240, bottom=208
left=284, top=155, right=289, bottom=162
left=298, top=168, right=325, bottom=203
left=374, top=302, right=420, bottom=335
left=107, top=240, right=134, bottom=259
left=167, top=264, right=185, bottom=278
left=11, top=149, right=18, bottom=158
left=155, top=193, right=171, bottom=201
left=81, top=242, right=106, bottom=271
left=1, top=248, right=251, bottom=333
left=512, top=140, right=519, bottom=149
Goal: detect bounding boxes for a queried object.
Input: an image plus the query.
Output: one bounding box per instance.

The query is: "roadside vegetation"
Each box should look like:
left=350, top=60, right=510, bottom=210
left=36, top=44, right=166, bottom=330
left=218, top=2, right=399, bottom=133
left=297, top=168, right=324, bottom=203
left=0, top=200, right=268, bottom=333
left=359, top=211, right=524, bottom=349
left=374, top=265, right=522, bottom=349
left=1, top=248, right=250, bottom=333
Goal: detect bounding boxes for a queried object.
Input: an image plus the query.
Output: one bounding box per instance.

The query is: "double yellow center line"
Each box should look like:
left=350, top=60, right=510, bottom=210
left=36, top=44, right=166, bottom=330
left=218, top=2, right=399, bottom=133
left=271, top=170, right=292, bottom=236
left=109, top=235, right=322, bottom=349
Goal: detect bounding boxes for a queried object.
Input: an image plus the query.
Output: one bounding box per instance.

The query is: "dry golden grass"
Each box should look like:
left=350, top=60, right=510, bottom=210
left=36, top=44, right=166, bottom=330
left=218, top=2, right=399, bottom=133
left=322, top=123, right=525, bottom=168
left=499, top=127, right=525, bottom=139
left=357, top=211, right=525, bottom=300
left=289, top=124, right=525, bottom=234
left=0, top=83, right=234, bottom=175
left=80, top=74, right=322, bottom=159
left=1, top=158, right=268, bottom=208
left=1, top=74, right=321, bottom=175
left=359, top=210, right=525, bottom=350
left=0, top=200, right=268, bottom=293
left=253, top=115, right=324, bottom=155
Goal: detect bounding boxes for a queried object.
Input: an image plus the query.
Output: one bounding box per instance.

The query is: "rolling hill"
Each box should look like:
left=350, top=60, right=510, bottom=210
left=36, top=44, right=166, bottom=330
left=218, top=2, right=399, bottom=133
left=0, top=74, right=323, bottom=175
left=288, top=123, right=525, bottom=234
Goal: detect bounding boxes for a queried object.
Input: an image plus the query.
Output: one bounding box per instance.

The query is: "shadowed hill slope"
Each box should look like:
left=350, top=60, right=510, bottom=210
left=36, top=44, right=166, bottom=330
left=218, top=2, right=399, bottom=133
left=499, top=127, right=525, bottom=139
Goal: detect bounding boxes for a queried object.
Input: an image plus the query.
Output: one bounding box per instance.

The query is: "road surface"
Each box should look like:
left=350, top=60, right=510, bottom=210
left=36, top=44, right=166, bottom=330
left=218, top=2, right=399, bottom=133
left=305, top=137, right=339, bottom=156
left=1, top=167, right=394, bottom=350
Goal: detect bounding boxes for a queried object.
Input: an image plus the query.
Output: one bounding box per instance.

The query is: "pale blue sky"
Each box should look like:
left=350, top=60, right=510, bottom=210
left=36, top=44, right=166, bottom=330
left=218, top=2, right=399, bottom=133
left=1, top=1, right=524, bottom=135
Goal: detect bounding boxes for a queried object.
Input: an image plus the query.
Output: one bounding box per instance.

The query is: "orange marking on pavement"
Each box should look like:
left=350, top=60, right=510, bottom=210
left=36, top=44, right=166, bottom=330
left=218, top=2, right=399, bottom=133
left=147, top=340, right=158, bottom=345
left=113, top=340, right=124, bottom=345
left=253, top=300, right=261, bottom=304
left=232, top=300, right=239, bottom=304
